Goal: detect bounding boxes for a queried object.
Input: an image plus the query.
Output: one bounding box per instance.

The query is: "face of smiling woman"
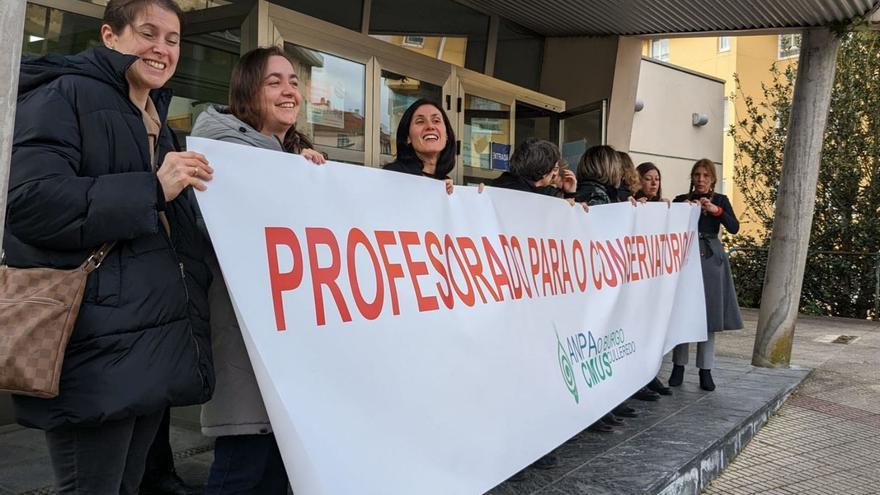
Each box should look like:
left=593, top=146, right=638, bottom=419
left=408, top=104, right=448, bottom=163
left=101, top=4, right=180, bottom=105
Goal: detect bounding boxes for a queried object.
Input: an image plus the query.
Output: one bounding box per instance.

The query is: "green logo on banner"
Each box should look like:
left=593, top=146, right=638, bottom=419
left=556, top=329, right=579, bottom=404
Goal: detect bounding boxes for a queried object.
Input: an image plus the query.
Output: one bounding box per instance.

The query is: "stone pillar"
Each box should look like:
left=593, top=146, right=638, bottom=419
left=752, top=28, right=842, bottom=368
left=0, top=0, right=26, bottom=244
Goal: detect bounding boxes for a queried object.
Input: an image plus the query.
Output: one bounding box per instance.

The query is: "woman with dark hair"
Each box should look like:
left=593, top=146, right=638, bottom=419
left=190, top=45, right=322, bottom=494
left=384, top=98, right=455, bottom=194
left=4, top=0, right=214, bottom=492
left=635, top=162, right=663, bottom=201
left=670, top=159, right=743, bottom=391
left=489, top=138, right=577, bottom=197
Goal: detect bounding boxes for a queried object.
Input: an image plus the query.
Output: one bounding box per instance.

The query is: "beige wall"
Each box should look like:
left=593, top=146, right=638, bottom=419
left=629, top=58, right=724, bottom=197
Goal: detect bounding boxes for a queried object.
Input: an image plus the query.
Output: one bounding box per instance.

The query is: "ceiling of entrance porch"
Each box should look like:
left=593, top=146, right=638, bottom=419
left=454, top=0, right=880, bottom=36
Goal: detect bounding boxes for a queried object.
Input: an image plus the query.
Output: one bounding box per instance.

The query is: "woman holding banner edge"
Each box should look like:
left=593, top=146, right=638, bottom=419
left=190, top=46, right=324, bottom=494
left=670, top=159, right=743, bottom=392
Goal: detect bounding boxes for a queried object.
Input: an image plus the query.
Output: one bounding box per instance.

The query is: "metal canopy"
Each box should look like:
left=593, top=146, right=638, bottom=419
left=456, top=0, right=880, bottom=36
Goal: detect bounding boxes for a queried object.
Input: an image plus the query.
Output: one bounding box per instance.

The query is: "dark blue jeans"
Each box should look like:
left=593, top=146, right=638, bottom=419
left=205, top=433, right=289, bottom=495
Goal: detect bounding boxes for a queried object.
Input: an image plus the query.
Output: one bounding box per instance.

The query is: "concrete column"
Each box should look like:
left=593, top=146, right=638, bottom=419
left=0, top=0, right=27, bottom=244
left=752, top=28, right=841, bottom=368
left=605, top=36, right=642, bottom=152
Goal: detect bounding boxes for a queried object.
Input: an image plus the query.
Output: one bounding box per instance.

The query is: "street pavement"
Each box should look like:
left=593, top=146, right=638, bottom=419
left=703, top=309, right=880, bottom=495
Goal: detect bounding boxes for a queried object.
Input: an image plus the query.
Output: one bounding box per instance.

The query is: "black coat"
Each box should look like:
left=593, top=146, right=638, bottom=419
left=572, top=179, right=612, bottom=206
left=4, top=47, right=214, bottom=430
left=383, top=156, right=449, bottom=180
left=673, top=193, right=740, bottom=235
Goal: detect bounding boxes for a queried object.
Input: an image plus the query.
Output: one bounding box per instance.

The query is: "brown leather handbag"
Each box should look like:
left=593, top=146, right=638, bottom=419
left=0, top=243, right=114, bottom=398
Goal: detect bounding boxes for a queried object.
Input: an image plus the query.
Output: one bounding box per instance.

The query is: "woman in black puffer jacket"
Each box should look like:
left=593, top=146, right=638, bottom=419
left=4, top=1, right=214, bottom=492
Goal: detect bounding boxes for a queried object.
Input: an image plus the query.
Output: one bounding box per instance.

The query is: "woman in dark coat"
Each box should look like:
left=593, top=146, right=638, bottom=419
left=573, top=145, right=622, bottom=206
left=383, top=98, right=455, bottom=194
left=487, top=138, right=579, bottom=201
left=669, top=159, right=744, bottom=391
left=635, top=162, right=663, bottom=202
left=191, top=45, right=323, bottom=495
left=4, top=1, right=214, bottom=492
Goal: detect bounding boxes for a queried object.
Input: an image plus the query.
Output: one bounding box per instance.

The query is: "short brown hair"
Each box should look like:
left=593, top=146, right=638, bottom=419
left=577, top=145, right=622, bottom=188
left=102, top=0, right=184, bottom=34
left=230, top=46, right=313, bottom=153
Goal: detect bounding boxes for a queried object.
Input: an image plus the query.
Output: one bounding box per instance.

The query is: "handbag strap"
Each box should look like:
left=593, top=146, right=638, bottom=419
left=81, top=242, right=116, bottom=274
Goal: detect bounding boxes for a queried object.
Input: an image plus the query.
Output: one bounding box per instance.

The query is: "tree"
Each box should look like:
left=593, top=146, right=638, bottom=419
left=729, top=30, right=880, bottom=318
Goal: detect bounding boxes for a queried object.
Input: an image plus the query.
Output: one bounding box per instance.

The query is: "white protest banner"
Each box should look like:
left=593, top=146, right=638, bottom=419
left=189, top=137, right=707, bottom=495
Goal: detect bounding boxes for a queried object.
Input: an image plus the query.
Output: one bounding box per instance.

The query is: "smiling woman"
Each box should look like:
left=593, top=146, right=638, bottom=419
left=382, top=98, right=457, bottom=193
left=5, top=0, right=216, bottom=493
left=189, top=45, right=325, bottom=495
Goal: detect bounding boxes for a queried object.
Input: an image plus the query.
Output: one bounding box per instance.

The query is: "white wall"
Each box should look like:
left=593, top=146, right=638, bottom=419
left=629, top=58, right=724, bottom=199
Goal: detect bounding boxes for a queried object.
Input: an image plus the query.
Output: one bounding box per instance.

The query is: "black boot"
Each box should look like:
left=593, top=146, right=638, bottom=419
left=647, top=377, right=672, bottom=395
left=633, top=387, right=660, bottom=401
left=669, top=365, right=685, bottom=387
left=600, top=413, right=624, bottom=426
left=699, top=369, right=716, bottom=391
left=612, top=404, right=638, bottom=418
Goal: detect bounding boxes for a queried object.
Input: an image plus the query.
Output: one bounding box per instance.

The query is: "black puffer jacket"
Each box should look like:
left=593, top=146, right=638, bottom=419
left=4, top=47, right=214, bottom=430
left=572, top=179, right=613, bottom=206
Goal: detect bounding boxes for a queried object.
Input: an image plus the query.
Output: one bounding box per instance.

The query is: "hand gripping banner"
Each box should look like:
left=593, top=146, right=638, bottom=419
left=189, top=137, right=707, bottom=495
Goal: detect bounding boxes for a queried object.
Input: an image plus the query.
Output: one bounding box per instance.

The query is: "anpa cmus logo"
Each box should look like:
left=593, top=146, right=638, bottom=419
left=556, top=326, right=637, bottom=404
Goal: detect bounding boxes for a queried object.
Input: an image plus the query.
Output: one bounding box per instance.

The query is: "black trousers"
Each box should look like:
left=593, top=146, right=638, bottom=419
left=45, top=410, right=164, bottom=495
left=143, top=407, right=174, bottom=479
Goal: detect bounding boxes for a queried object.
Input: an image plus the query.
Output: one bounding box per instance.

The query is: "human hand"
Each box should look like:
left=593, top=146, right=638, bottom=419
left=301, top=148, right=325, bottom=164
left=157, top=152, right=213, bottom=202
left=628, top=196, right=638, bottom=206
left=699, top=197, right=719, bottom=214
left=445, top=178, right=454, bottom=195
left=478, top=183, right=485, bottom=194
left=559, top=169, right=577, bottom=193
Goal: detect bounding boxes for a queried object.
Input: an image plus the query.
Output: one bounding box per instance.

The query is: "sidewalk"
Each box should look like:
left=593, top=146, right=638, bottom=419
left=704, top=310, right=880, bottom=495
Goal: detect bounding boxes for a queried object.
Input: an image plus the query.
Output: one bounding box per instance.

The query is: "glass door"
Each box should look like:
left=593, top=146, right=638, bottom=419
left=457, top=85, right=513, bottom=185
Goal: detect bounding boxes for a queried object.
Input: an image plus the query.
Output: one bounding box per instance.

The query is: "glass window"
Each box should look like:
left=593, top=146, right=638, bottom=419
left=462, top=94, right=510, bottom=184
left=378, top=70, right=443, bottom=164
left=718, top=36, right=731, bottom=52
left=650, top=39, right=669, bottom=62
left=371, top=35, right=467, bottom=67
left=515, top=102, right=557, bottom=149
left=22, top=4, right=101, bottom=56
left=369, top=0, right=489, bottom=72
left=561, top=107, right=603, bottom=168
left=76, top=0, right=233, bottom=7
left=285, top=43, right=366, bottom=165
left=272, top=0, right=364, bottom=31
left=778, top=34, right=801, bottom=59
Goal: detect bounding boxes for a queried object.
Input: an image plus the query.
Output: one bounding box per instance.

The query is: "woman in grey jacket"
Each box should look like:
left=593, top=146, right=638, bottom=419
left=190, top=46, right=323, bottom=495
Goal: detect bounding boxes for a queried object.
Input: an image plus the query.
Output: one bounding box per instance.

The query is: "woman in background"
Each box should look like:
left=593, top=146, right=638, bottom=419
left=670, top=159, right=743, bottom=391
left=383, top=98, right=455, bottom=194
left=191, top=45, right=323, bottom=494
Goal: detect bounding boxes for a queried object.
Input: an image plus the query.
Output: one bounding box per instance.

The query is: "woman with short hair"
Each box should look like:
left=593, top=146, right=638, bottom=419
left=670, top=159, right=743, bottom=391
left=4, top=0, right=214, bottom=492
left=190, top=45, right=323, bottom=494
left=573, top=145, right=623, bottom=205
